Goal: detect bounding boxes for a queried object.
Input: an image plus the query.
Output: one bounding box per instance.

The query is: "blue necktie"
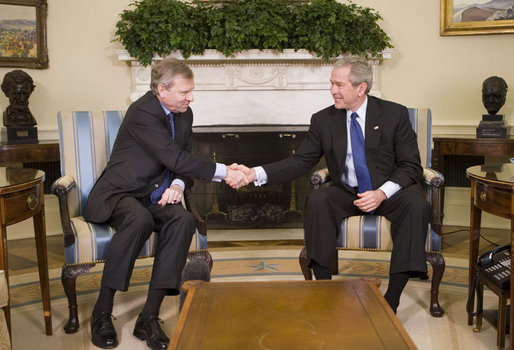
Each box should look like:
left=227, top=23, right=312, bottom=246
left=150, top=113, right=175, bottom=204
left=350, top=112, right=373, bottom=194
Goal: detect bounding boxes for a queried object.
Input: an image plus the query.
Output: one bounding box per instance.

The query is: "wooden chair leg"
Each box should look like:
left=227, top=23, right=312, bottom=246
left=299, top=247, right=312, bottom=280
left=61, top=263, right=95, bottom=333
left=426, top=252, right=445, bottom=317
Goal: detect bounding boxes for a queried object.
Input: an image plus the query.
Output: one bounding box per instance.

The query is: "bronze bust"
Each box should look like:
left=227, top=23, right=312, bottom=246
left=1, top=70, right=37, bottom=127
left=482, top=76, right=508, bottom=115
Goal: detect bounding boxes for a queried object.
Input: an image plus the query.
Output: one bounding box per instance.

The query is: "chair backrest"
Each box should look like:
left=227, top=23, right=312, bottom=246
left=57, top=111, right=124, bottom=217
left=407, top=108, right=432, bottom=169
left=408, top=108, right=440, bottom=251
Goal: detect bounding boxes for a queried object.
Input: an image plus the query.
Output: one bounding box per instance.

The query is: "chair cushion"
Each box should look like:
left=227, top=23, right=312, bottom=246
left=337, top=215, right=441, bottom=252
left=64, top=217, right=207, bottom=265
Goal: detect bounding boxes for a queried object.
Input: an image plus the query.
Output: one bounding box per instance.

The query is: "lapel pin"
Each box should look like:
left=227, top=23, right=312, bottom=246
left=374, top=126, right=379, bottom=130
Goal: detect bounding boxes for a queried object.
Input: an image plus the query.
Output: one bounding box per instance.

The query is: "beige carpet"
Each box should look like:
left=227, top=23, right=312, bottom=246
left=9, top=249, right=503, bottom=349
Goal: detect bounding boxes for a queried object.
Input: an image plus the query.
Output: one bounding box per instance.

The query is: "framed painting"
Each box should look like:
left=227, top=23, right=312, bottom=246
left=441, top=0, right=514, bottom=36
left=0, top=0, right=48, bottom=69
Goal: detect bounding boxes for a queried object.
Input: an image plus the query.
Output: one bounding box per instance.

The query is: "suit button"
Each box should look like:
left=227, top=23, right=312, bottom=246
left=154, top=184, right=159, bottom=188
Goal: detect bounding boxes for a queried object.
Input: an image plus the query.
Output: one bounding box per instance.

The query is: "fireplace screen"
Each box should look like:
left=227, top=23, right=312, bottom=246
left=190, top=125, right=324, bottom=229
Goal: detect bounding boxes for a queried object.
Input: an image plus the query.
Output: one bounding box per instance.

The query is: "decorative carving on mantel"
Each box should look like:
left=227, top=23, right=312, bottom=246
left=225, top=67, right=287, bottom=89
left=115, top=49, right=392, bottom=125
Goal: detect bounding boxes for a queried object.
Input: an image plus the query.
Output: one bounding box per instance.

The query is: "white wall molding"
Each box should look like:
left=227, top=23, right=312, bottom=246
left=115, top=49, right=392, bottom=126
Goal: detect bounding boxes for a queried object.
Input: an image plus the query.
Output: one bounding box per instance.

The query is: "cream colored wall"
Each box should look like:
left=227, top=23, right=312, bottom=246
left=0, top=0, right=132, bottom=137
left=359, top=0, right=514, bottom=133
left=1, top=0, right=513, bottom=136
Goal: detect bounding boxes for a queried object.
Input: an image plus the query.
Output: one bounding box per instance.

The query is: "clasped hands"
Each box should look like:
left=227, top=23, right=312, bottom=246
left=224, top=163, right=256, bottom=189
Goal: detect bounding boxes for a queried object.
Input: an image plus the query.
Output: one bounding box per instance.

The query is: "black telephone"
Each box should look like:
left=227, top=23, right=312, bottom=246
left=477, top=244, right=511, bottom=289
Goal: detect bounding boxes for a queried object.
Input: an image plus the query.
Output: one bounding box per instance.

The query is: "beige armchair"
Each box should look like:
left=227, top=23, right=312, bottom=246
left=299, top=108, right=446, bottom=317
left=53, top=111, right=212, bottom=334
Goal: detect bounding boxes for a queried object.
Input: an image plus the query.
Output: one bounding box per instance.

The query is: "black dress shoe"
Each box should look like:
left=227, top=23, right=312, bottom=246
left=91, top=311, right=118, bottom=349
left=133, top=314, right=169, bottom=350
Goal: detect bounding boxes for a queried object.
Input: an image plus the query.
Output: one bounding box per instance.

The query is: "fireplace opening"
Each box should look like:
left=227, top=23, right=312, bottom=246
left=190, top=125, right=324, bottom=229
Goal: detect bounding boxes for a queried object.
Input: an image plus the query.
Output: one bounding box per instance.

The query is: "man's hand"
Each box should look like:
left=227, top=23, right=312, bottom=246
left=230, top=163, right=257, bottom=183
left=224, top=163, right=250, bottom=189
left=157, top=184, right=183, bottom=207
left=353, top=189, right=386, bottom=213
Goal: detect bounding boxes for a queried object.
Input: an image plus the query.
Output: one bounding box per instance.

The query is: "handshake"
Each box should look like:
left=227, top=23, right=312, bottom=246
left=223, top=163, right=257, bottom=189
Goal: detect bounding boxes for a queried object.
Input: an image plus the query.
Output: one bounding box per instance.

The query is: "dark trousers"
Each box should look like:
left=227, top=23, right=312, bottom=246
left=101, top=196, right=195, bottom=294
left=304, top=183, right=431, bottom=275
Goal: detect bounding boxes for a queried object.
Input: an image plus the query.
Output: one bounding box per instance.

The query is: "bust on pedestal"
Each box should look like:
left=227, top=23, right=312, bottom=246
left=477, top=76, right=509, bottom=138
left=1, top=70, right=38, bottom=144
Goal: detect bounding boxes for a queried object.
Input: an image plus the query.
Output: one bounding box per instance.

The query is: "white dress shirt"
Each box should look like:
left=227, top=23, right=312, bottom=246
left=253, top=97, right=402, bottom=199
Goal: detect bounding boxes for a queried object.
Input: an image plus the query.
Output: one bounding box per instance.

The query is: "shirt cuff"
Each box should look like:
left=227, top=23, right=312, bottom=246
left=212, top=163, right=226, bottom=182
left=379, top=181, right=402, bottom=199
left=170, top=179, right=185, bottom=192
left=253, top=166, right=268, bottom=186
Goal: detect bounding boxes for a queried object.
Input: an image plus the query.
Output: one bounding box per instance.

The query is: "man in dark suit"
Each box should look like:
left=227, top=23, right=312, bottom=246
left=234, top=55, right=431, bottom=314
left=84, top=58, right=247, bottom=350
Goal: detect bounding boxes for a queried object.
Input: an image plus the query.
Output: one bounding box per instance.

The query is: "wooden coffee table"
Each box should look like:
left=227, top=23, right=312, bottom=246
left=170, top=279, right=416, bottom=349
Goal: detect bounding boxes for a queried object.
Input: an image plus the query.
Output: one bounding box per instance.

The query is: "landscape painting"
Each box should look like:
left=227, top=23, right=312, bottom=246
left=441, top=0, right=514, bottom=35
left=0, top=0, right=48, bottom=69
left=0, top=4, right=37, bottom=59
left=453, top=0, right=514, bottom=22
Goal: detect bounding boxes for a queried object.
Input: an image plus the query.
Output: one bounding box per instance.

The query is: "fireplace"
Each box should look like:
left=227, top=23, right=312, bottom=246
left=190, top=125, right=324, bottom=228
left=116, top=49, right=390, bottom=228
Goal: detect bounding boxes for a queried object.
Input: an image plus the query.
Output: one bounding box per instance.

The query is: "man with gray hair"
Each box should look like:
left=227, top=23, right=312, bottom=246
left=85, top=58, right=248, bottom=349
left=234, top=55, right=430, bottom=314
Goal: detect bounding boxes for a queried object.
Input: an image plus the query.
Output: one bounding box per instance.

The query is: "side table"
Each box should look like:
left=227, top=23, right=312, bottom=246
left=466, top=163, right=513, bottom=349
left=0, top=167, right=52, bottom=336
left=433, top=137, right=514, bottom=181
left=0, top=141, right=59, bottom=164
left=0, top=141, right=60, bottom=194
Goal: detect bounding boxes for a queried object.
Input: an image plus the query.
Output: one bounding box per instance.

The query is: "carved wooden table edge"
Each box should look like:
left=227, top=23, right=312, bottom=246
left=171, top=279, right=415, bottom=350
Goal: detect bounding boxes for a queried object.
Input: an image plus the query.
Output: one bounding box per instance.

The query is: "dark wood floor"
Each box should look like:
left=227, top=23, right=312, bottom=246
left=6, top=225, right=511, bottom=276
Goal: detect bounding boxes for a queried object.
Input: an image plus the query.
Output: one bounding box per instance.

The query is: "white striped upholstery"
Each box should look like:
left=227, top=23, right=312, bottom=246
left=408, top=108, right=432, bottom=169
left=337, top=108, right=441, bottom=253
left=57, top=111, right=123, bottom=218
left=57, top=111, right=207, bottom=265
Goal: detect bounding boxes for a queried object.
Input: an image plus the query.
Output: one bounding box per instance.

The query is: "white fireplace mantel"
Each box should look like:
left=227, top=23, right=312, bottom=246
left=115, top=49, right=392, bottom=126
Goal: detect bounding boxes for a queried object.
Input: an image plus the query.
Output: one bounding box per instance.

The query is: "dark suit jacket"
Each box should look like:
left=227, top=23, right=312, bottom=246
left=84, top=91, right=216, bottom=223
left=263, top=96, right=423, bottom=191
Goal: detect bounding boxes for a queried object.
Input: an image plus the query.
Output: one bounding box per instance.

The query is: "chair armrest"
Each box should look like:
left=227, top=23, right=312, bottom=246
left=423, top=168, right=444, bottom=188
left=184, top=189, right=207, bottom=237
left=423, top=168, right=445, bottom=236
left=52, top=175, right=77, bottom=248
left=311, top=168, right=332, bottom=189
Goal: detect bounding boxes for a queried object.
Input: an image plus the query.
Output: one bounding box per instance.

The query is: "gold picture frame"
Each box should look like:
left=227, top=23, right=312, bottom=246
left=0, top=0, right=48, bottom=69
left=441, top=0, right=514, bottom=36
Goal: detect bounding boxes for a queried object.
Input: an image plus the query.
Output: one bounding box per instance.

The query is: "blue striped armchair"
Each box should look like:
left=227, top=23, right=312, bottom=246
left=52, top=111, right=212, bottom=333
left=299, top=108, right=446, bottom=317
